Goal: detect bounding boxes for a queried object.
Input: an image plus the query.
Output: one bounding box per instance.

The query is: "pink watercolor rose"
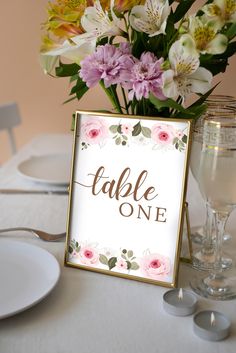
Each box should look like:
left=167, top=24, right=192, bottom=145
left=121, top=123, right=133, bottom=135
left=140, top=253, right=170, bottom=280
left=175, top=129, right=184, bottom=139
left=81, top=118, right=109, bottom=145
left=71, top=250, right=80, bottom=258
left=79, top=246, right=99, bottom=265
left=115, top=258, right=128, bottom=271
left=151, top=124, right=175, bottom=145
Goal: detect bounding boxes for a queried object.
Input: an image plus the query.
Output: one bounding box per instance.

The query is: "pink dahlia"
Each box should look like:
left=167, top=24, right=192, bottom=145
left=79, top=43, right=134, bottom=88
left=122, top=52, right=166, bottom=101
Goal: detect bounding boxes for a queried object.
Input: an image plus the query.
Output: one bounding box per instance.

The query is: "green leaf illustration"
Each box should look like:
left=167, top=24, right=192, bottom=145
left=115, top=137, right=121, bottom=145
left=127, top=250, right=134, bottom=258
left=109, top=125, right=118, bottom=133
left=141, top=126, right=151, bottom=138
left=68, top=245, right=73, bottom=254
left=182, top=134, right=187, bottom=143
left=172, top=137, right=178, bottom=145
left=126, top=261, right=131, bottom=270
left=130, top=262, right=139, bottom=270
left=132, top=122, right=142, bottom=136
left=117, top=125, right=122, bottom=133
left=108, top=257, right=117, bottom=270
left=99, top=254, right=109, bottom=266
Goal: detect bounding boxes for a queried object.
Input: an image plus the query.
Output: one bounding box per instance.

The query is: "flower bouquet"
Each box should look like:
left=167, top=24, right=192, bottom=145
left=40, top=0, right=236, bottom=120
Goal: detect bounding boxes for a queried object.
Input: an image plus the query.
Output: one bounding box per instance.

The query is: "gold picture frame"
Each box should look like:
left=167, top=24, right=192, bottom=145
left=65, top=111, right=193, bottom=287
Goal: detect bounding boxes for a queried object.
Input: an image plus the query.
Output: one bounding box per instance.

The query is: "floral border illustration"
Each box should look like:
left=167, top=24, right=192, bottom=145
left=80, top=117, right=187, bottom=152
left=68, top=239, right=171, bottom=281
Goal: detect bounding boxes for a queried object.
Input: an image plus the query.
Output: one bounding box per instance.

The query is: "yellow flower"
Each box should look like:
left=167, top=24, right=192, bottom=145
left=43, top=0, right=88, bottom=39
left=40, top=34, right=59, bottom=53
left=187, top=15, right=228, bottom=54
left=202, top=0, right=236, bottom=25
left=114, top=0, right=145, bottom=13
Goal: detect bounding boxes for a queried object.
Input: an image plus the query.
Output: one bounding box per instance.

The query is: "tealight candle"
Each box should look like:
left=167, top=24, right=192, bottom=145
left=193, top=310, right=230, bottom=341
left=163, top=288, right=197, bottom=316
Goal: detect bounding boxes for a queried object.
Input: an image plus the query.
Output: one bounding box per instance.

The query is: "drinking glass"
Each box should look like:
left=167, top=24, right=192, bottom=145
left=190, top=96, right=236, bottom=271
left=190, top=110, right=236, bottom=300
left=190, top=118, right=232, bottom=271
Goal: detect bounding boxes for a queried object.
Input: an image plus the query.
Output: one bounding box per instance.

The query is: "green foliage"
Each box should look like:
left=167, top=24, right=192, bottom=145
left=170, top=0, right=196, bottom=23
left=150, top=94, right=208, bottom=120
left=225, top=23, right=236, bottom=40
left=56, top=62, right=80, bottom=77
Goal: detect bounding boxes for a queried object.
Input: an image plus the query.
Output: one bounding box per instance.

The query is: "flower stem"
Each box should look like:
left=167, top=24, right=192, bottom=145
left=121, top=87, right=129, bottom=114
left=142, top=98, right=147, bottom=116
left=110, top=85, right=123, bottom=114
left=99, top=81, right=123, bottom=114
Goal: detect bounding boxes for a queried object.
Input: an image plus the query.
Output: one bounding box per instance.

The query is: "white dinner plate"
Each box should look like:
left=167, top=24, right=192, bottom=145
left=17, top=154, right=71, bottom=185
left=0, top=239, right=60, bottom=319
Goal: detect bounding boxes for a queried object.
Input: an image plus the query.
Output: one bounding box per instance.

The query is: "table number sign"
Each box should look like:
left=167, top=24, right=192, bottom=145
left=65, top=111, right=193, bottom=287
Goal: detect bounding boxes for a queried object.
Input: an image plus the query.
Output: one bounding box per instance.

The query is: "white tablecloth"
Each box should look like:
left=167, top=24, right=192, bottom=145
left=0, top=133, right=236, bottom=353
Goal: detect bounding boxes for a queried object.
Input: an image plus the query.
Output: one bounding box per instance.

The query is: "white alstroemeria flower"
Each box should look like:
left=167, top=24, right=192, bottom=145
left=81, top=0, right=122, bottom=38
left=39, top=55, right=59, bottom=75
left=130, top=0, right=170, bottom=37
left=41, top=34, right=97, bottom=72
left=187, top=15, right=228, bottom=54
left=202, top=0, right=236, bottom=25
left=162, top=39, right=213, bottom=99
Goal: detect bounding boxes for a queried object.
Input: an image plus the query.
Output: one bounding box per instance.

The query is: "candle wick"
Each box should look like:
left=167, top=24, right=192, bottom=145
left=211, top=312, right=216, bottom=327
left=178, top=288, right=183, bottom=301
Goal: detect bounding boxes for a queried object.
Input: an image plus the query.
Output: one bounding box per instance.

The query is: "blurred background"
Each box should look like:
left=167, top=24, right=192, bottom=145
left=0, top=0, right=235, bottom=163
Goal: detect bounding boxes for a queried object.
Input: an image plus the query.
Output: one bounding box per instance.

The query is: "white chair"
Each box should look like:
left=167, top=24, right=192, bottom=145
left=0, top=102, right=21, bottom=155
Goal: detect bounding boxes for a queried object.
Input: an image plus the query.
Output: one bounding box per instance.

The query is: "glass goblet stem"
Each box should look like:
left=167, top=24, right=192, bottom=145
left=213, top=211, right=228, bottom=273
left=201, top=202, right=214, bottom=256
left=202, top=211, right=230, bottom=296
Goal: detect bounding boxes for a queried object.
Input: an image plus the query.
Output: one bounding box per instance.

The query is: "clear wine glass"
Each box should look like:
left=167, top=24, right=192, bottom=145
left=190, top=109, right=236, bottom=300
left=190, top=96, right=236, bottom=271
left=190, top=118, right=232, bottom=271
